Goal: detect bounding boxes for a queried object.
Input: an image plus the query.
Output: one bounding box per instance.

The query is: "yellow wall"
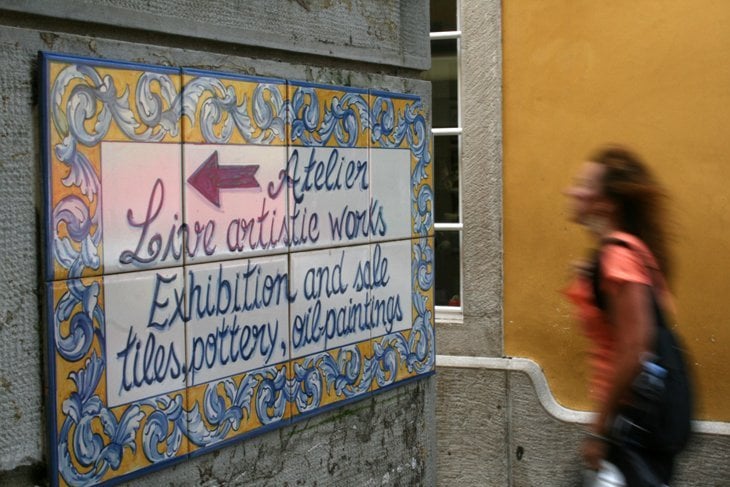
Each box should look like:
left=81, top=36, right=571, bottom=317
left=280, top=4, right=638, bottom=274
left=503, top=0, right=730, bottom=421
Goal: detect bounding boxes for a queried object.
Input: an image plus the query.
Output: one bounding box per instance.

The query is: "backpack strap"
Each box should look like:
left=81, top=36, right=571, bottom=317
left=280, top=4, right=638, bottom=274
left=591, top=237, right=668, bottom=330
left=591, top=238, right=630, bottom=312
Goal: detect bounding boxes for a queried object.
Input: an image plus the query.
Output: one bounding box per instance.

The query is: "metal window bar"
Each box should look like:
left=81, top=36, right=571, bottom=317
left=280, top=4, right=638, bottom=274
left=430, top=31, right=462, bottom=40
left=431, top=2, right=463, bottom=317
left=434, top=222, right=463, bottom=231
left=432, top=127, right=462, bottom=136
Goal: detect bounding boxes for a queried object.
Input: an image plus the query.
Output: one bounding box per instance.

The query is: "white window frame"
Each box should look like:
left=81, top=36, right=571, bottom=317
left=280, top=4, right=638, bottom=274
left=430, top=4, right=463, bottom=322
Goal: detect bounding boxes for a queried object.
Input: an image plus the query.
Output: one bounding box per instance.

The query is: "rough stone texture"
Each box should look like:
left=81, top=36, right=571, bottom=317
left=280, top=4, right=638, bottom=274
left=436, top=0, right=503, bottom=358
left=672, top=432, right=730, bottom=486
left=435, top=366, right=508, bottom=486
left=0, top=26, right=46, bottom=474
left=0, top=9, right=434, bottom=484
left=436, top=363, right=730, bottom=486
left=130, top=378, right=436, bottom=487
left=2, top=0, right=429, bottom=69
left=508, top=368, right=730, bottom=487
left=509, top=371, right=586, bottom=486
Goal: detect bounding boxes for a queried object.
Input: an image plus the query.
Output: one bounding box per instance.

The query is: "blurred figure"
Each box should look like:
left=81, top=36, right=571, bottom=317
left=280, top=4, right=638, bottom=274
left=564, top=146, right=680, bottom=486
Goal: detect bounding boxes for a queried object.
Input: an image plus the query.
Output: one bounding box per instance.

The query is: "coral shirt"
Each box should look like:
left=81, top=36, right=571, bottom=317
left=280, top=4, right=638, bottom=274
left=565, top=232, right=672, bottom=404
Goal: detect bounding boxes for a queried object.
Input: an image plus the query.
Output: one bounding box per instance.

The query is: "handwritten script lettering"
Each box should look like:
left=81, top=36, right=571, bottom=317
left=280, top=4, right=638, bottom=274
left=291, top=244, right=404, bottom=355
left=119, top=178, right=216, bottom=266
left=107, top=144, right=410, bottom=402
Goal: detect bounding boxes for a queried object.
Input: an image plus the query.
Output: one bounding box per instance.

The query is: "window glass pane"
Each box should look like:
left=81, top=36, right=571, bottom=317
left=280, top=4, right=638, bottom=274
left=430, top=0, right=457, bottom=32
left=435, top=231, right=461, bottom=306
left=425, top=39, right=458, bottom=128
left=434, top=135, right=460, bottom=223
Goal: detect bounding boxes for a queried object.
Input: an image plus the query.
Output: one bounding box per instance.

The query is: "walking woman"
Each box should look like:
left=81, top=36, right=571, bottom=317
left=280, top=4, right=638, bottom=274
left=564, top=146, right=683, bottom=486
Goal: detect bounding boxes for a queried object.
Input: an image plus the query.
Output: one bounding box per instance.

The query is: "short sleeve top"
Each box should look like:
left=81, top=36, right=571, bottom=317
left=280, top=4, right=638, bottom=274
left=564, top=231, right=672, bottom=404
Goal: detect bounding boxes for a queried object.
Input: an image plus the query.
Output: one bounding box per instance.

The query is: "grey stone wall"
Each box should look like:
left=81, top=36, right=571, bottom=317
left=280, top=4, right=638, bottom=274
left=3, top=0, right=429, bottom=69
left=0, top=1, right=434, bottom=485
left=436, top=367, right=509, bottom=485
left=436, top=366, right=587, bottom=486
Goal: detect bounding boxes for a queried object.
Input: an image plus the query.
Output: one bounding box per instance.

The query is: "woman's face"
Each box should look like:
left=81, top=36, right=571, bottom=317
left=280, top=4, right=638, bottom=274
left=564, top=161, right=606, bottom=225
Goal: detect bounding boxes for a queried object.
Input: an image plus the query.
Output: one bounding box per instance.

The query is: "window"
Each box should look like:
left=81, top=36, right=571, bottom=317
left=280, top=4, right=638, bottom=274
left=426, top=0, right=462, bottom=319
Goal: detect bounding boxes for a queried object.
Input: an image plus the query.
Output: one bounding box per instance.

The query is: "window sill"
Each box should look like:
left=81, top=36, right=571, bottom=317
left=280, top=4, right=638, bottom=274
left=435, top=306, right=463, bottom=324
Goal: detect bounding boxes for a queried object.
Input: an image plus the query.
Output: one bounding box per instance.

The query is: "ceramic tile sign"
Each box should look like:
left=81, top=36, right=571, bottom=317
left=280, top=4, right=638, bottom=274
left=104, top=268, right=188, bottom=408
left=182, top=69, right=289, bottom=264
left=41, top=53, right=190, bottom=487
left=101, top=141, right=184, bottom=274
left=41, top=52, right=434, bottom=487
left=368, top=91, right=435, bottom=390
left=369, top=237, right=436, bottom=391
left=287, top=82, right=372, bottom=250
left=41, top=55, right=184, bottom=283
left=183, top=255, right=293, bottom=454
left=287, top=240, right=431, bottom=415
left=369, top=90, right=433, bottom=242
left=288, top=245, right=373, bottom=414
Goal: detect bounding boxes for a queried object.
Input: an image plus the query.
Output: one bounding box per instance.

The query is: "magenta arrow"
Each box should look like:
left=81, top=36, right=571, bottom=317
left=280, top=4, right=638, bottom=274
left=187, top=151, right=260, bottom=208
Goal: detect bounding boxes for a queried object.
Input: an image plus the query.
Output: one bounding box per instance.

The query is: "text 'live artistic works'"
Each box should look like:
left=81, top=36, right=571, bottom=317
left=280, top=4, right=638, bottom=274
left=40, top=52, right=434, bottom=486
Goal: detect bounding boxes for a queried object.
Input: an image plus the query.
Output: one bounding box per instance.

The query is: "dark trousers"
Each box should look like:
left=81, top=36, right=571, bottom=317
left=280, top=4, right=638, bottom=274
left=608, top=443, right=674, bottom=486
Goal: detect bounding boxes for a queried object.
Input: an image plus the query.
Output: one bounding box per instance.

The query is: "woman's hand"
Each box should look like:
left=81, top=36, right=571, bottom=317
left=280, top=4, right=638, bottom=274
left=581, top=434, right=608, bottom=470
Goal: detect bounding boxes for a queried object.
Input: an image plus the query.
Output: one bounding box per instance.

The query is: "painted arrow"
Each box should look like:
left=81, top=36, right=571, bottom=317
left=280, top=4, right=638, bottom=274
left=187, top=151, right=260, bottom=208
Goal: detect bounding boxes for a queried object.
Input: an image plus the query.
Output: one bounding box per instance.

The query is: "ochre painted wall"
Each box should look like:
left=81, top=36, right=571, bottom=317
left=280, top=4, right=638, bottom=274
left=503, top=0, right=730, bottom=421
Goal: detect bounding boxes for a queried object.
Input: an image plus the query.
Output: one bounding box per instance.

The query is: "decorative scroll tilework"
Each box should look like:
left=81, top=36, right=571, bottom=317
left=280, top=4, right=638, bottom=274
left=43, top=55, right=182, bottom=282
left=370, top=237, right=436, bottom=392
left=369, top=90, right=433, bottom=240
left=181, top=70, right=289, bottom=264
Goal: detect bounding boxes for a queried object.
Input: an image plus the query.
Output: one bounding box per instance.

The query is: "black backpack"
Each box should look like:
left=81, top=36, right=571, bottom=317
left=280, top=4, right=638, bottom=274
left=592, top=238, right=693, bottom=454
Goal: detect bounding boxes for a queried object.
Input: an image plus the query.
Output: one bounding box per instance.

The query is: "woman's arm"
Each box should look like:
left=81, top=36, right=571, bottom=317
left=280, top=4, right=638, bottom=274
left=583, top=281, right=655, bottom=468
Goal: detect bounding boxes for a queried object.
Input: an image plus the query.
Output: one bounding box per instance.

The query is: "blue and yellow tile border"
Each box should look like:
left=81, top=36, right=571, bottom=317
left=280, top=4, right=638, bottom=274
left=40, top=51, right=433, bottom=486
left=369, top=90, right=435, bottom=390
left=181, top=68, right=288, bottom=146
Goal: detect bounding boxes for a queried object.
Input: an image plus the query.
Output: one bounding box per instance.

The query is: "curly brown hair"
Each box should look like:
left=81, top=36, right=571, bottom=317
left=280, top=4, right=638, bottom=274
left=590, top=145, right=673, bottom=279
